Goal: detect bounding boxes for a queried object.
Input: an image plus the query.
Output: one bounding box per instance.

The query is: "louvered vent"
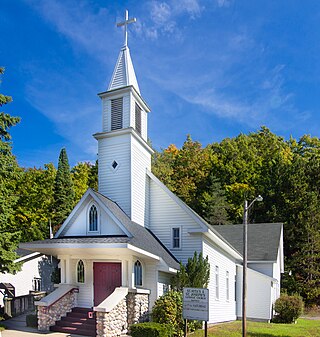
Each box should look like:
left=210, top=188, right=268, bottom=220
left=135, top=103, right=142, bottom=135
left=110, top=53, right=126, bottom=89
left=111, top=98, right=123, bottom=130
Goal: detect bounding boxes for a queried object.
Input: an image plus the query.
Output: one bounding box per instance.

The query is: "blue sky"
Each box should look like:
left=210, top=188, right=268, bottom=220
left=2, top=0, right=320, bottom=168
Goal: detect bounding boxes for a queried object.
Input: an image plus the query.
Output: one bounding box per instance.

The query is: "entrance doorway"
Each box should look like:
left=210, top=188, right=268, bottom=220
left=93, top=262, right=122, bottom=306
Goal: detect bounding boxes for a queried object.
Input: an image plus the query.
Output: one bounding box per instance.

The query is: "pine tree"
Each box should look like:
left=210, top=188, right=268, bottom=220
left=52, top=148, right=75, bottom=232
left=200, top=174, right=229, bottom=225
left=172, top=251, right=210, bottom=291
left=0, top=67, right=22, bottom=273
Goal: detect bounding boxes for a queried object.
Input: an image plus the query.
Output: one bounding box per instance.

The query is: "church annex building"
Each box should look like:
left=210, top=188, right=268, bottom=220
left=21, top=11, right=284, bottom=337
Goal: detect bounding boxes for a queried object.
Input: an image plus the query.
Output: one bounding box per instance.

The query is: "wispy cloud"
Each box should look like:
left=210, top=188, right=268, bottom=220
left=25, top=0, right=116, bottom=64
left=134, top=0, right=203, bottom=41
left=24, top=65, right=100, bottom=158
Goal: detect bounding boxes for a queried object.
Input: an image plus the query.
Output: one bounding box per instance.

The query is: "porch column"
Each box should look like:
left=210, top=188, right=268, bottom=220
left=128, top=260, right=134, bottom=288
left=122, top=260, right=128, bottom=287
left=60, top=259, right=66, bottom=283
left=65, top=256, right=71, bottom=284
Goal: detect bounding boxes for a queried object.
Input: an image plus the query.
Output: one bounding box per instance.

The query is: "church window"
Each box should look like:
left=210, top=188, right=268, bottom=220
left=215, top=266, right=219, bottom=300
left=226, top=271, right=230, bottom=301
left=77, top=260, right=85, bottom=283
left=134, top=260, right=142, bottom=286
left=172, top=227, right=181, bottom=249
left=111, top=97, right=123, bottom=130
left=135, top=103, right=142, bottom=135
left=89, top=205, right=98, bottom=232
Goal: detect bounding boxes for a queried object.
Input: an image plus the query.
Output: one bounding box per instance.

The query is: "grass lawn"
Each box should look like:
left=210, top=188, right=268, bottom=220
left=190, top=319, right=320, bottom=337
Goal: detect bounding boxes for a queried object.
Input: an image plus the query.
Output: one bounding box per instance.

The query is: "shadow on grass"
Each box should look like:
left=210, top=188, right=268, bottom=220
left=248, top=333, right=291, bottom=337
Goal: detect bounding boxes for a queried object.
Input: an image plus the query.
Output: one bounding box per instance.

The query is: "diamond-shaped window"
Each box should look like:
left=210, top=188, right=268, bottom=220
left=112, top=161, right=118, bottom=169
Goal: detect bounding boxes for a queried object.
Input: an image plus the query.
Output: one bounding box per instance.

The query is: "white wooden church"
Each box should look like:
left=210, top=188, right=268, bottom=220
left=21, top=11, right=283, bottom=337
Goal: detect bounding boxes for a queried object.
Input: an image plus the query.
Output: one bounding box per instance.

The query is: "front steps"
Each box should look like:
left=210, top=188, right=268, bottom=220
left=50, top=307, right=96, bottom=337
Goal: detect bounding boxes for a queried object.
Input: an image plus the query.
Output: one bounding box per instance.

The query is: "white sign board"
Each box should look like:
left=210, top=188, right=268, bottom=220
left=183, top=287, right=209, bottom=321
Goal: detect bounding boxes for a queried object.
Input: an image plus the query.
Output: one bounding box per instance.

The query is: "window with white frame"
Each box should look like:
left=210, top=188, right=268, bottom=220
left=134, top=260, right=142, bottom=286
left=89, top=204, right=98, bottom=232
left=172, top=227, right=181, bottom=249
left=215, top=266, right=219, bottom=300
left=77, top=260, right=85, bottom=283
left=226, top=271, right=230, bottom=301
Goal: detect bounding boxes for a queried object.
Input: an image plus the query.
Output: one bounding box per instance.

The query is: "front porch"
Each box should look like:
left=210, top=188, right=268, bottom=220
left=36, top=285, right=149, bottom=337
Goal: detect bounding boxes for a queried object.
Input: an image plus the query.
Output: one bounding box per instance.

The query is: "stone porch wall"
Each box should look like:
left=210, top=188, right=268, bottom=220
left=95, top=289, right=149, bottom=337
left=37, top=290, right=77, bottom=331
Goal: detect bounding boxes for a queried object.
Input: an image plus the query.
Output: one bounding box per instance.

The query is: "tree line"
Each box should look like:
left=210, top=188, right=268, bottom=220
left=1, top=68, right=319, bottom=305
left=152, top=130, right=320, bottom=306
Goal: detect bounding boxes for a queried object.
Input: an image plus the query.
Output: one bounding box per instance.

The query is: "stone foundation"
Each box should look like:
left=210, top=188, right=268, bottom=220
left=37, top=290, right=77, bottom=331
left=127, top=292, right=149, bottom=326
left=95, top=289, right=149, bottom=337
left=96, top=298, right=127, bottom=337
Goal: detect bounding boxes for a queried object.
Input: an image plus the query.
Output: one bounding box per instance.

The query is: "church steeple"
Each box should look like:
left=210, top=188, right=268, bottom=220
left=108, top=10, right=140, bottom=94
left=94, top=10, right=152, bottom=226
left=108, top=45, right=140, bottom=94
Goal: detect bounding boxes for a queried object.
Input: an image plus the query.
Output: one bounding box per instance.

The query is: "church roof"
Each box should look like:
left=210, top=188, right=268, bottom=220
left=213, top=223, right=283, bottom=262
left=108, top=46, right=140, bottom=94
left=92, top=191, right=179, bottom=269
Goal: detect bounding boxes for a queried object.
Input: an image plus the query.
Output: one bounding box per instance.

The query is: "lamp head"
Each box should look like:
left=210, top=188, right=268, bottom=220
left=256, top=195, right=263, bottom=202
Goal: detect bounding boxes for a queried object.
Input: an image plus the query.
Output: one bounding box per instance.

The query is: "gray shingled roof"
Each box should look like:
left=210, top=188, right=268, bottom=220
left=93, top=191, right=180, bottom=269
left=22, top=190, right=180, bottom=270
left=213, top=223, right=282, bottom=261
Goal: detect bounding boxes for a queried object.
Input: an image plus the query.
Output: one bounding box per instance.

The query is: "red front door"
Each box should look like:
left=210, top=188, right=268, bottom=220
left=93, top=262, right=122, bottom=306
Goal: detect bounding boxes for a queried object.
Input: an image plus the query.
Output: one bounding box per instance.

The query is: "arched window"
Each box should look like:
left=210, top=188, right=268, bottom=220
left=77, top=260, right=85, bottom=283
left=134, top=260, right=142, bottom=286
left=89, top=205, right=98, bottom=232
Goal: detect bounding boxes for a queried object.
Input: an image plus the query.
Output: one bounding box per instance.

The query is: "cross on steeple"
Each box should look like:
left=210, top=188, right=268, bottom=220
left=117, top=9, right=136, bottom=47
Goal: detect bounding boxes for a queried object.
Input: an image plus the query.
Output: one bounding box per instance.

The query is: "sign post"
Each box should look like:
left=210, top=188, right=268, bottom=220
left=183, top=288, right=209, bottom=337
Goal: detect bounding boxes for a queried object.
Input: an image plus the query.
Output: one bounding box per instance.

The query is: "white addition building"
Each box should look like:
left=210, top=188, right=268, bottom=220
left=21, top=11, right=284, bottom=337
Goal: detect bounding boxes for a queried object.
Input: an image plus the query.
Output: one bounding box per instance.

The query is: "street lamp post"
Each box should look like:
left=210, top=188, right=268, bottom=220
left=242, top=195, right=263, bottom=337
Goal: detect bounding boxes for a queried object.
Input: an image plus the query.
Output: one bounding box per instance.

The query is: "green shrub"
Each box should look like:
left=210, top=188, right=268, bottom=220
left=273, top=294, right=304, bottom=323
left=152, top=291, right=183, bottom=336
left=131, top=322, right=173, bottom=337
left=26, top=314, right=38, bottom=327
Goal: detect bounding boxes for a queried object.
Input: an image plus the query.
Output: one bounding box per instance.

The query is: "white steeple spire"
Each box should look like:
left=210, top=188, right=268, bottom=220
left=108, top=10, right=140, bottom=94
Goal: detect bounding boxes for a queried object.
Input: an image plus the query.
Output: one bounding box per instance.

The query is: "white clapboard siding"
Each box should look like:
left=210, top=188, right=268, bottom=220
left=203, top=238, right=237, bottom=323
left=149, top=179, right=202, bottom=264
left=157, top=271, right=171, bottom=298
left=236, top=266, right=273, bottom=321
left=98, top=134, right=131, bottom=216
left=131, top=137, right=151, bottom=225
left=63, top=197, right=125, bottom=236
left=70, top=259, right=93, bottom=308
left=144, top=262, right=158, bottom=308
left=273, top=248, right=281, bottom=285
left=123, top=94, right=130, bottom=128
left=248, top=263, right=273, bottom=278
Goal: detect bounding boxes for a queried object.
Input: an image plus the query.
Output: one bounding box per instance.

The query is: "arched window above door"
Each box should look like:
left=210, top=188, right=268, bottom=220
left=88, top=204, right=98, bottom=232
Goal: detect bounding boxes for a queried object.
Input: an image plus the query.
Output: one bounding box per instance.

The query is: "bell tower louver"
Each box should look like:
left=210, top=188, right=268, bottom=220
left=94, top=10, right=152, bottom=226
